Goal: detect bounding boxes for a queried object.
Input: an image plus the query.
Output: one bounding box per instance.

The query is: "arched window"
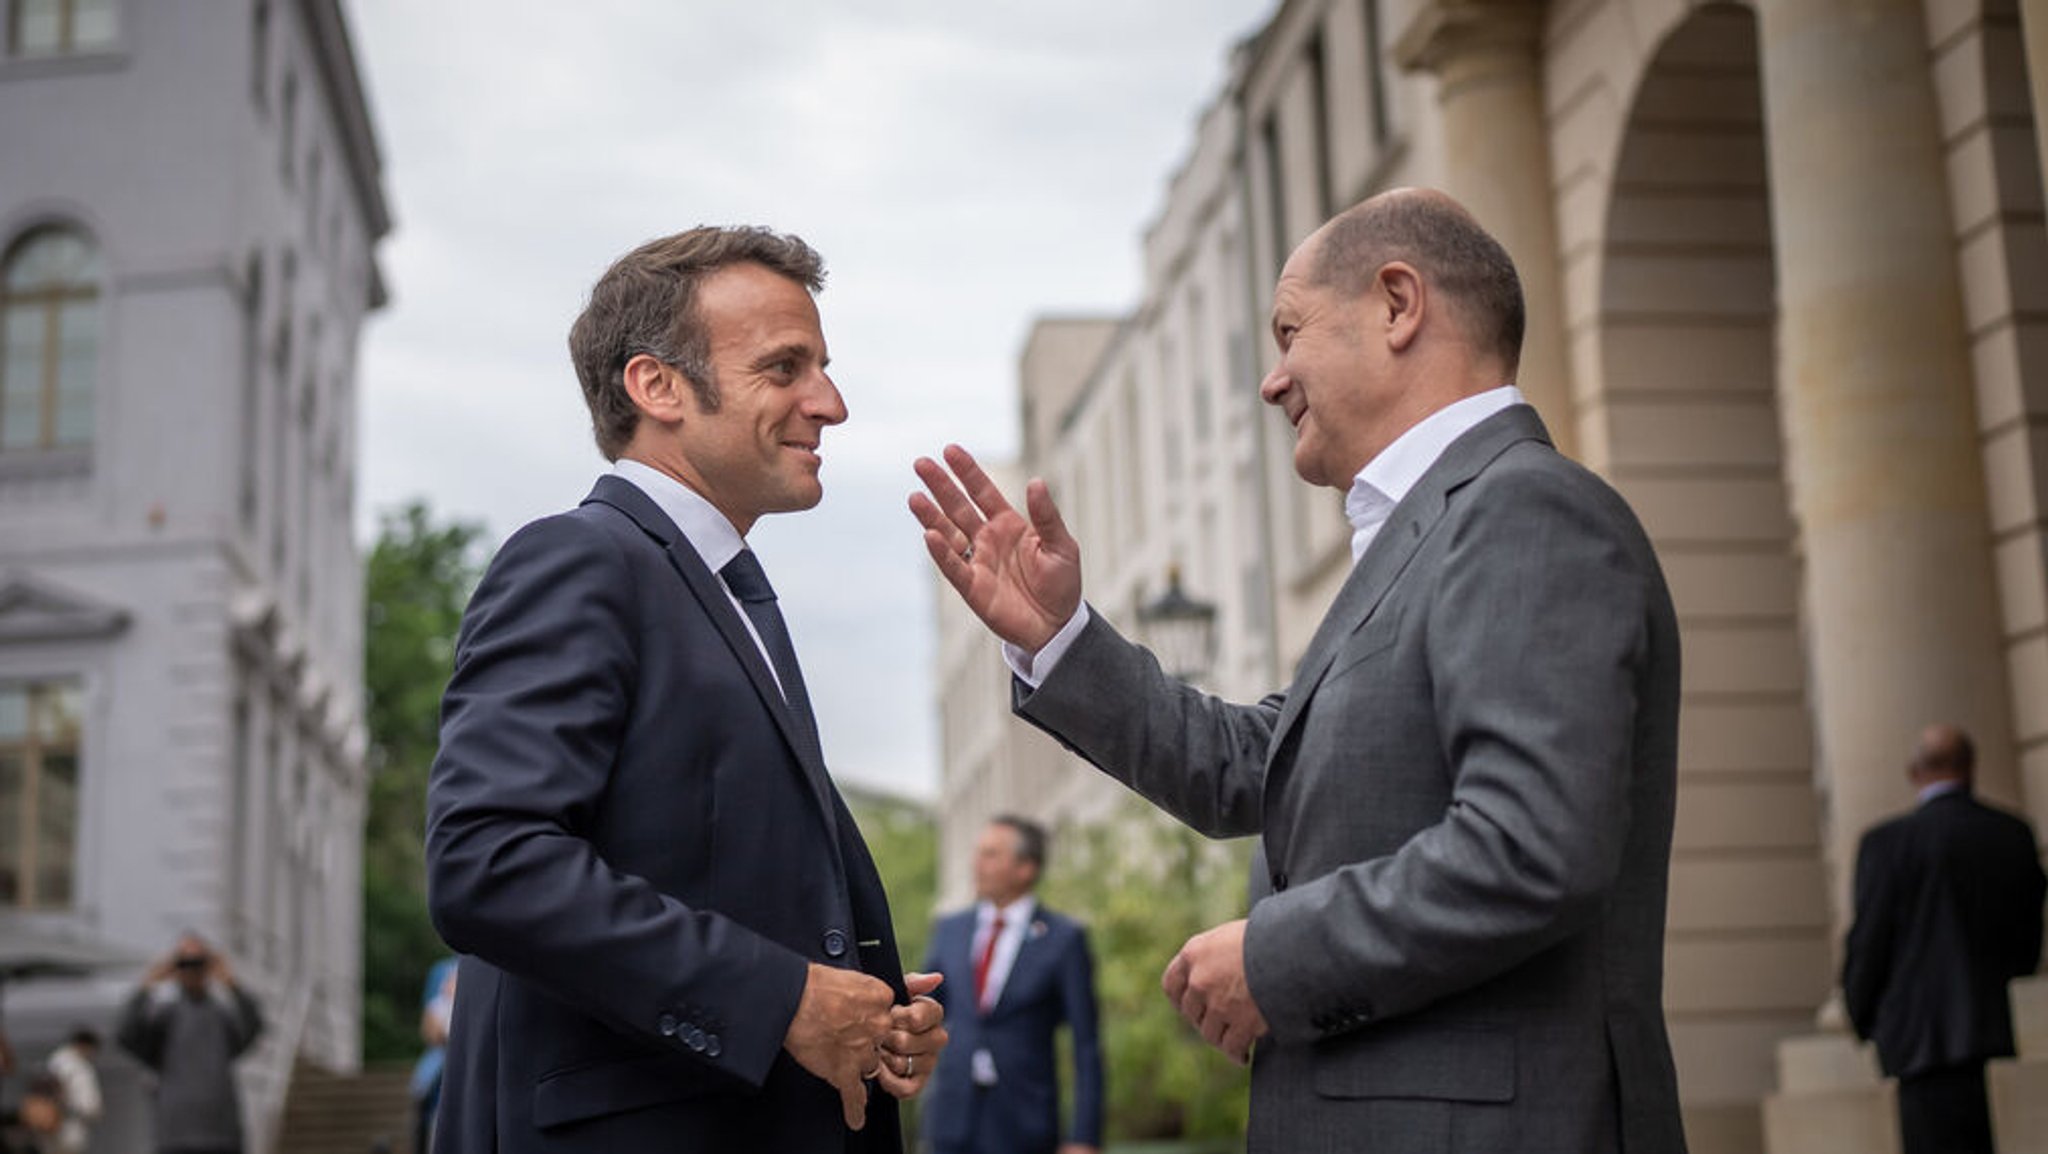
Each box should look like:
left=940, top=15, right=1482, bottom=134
left=1, top=225, right=99, bottom=454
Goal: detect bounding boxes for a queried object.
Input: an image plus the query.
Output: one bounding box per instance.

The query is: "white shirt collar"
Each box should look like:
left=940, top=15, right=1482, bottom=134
left=977, top=894, right=1037, bottom=930
left=1346, top=385, right=1526, bottom=561
left=1917, top=779, right=1967, bottom=805
left=611, top=458, right=747, bottom=569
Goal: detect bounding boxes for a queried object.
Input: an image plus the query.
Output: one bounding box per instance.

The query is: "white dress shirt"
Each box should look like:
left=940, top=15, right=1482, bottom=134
left=1008, top=386, right=1528, bottom=687
left=971, top=894, right=1038, bottom=1012
left=610, top=459, right=787, bottom=697
left=1344, top=385, right=1525, bottom=562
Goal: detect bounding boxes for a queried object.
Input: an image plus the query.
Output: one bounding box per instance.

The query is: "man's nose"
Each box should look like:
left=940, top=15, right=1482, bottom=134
left=1258, top=364, right=1289, bottom=406
left=809, top=371, right=848, bottom=425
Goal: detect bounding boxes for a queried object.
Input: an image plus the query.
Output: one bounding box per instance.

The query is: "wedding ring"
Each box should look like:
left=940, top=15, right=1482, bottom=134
left=905, top=1055, right=915, bottom=1078
left=961, top=546, right=974, bottom=562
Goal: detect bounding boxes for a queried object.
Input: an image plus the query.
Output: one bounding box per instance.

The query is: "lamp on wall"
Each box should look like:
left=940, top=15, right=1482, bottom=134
left=1136, top=565, right=1218, bottom=683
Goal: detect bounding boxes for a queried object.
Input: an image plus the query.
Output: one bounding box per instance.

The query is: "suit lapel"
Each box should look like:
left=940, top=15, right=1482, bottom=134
left=1263, top=406, right=1552, bottom=771
left=989, top=908, right=1050, bottom=1015
left=582, top=475, right=844, bottom=859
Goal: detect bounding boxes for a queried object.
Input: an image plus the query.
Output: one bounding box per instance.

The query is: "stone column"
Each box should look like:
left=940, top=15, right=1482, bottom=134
left=1395, top=0, right=1576, bottom=457
left=1756, top=0, right=2018, bottom=927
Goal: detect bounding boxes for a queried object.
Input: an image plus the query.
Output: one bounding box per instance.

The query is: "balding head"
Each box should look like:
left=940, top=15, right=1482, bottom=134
left=1909, top=723, right=1976, bottom=789
left=1306, top=188, right=1525, bottom=377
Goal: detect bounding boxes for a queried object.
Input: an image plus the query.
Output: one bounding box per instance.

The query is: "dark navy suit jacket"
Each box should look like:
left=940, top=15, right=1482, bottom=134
left=1844, top=789, right=2046, bottom=1079
left=920, top=904, right=1103, bottom=1154
left=425, top=475, right=908, bottom=1153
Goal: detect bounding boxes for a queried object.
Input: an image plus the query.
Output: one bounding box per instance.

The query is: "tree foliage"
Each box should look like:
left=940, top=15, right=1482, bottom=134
left=361, top=501, right=487, bottom=1062
left=1039, top=800, right=1255, bottom=1141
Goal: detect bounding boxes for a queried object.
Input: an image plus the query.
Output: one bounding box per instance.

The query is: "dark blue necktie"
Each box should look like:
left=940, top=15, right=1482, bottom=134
left=719, top=549, right=823, bottom=765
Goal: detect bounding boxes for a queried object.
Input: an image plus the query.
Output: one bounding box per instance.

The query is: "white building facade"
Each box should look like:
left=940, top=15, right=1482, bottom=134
left=0, top=1, right=387, bottom=1148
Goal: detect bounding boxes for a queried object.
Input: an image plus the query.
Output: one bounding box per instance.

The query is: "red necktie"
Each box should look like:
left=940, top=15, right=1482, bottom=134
left=973, top=914, right=1006, bottom=1010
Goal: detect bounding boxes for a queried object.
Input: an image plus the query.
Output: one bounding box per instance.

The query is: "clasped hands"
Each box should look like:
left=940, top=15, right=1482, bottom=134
left=909, top=446, right=1270, bottom=1067
left=784, top=965, right=947, bottom=1130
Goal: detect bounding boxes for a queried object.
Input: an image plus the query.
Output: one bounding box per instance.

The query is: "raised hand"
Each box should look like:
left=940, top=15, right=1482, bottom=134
left=909, top=444, right=1083, bottom=655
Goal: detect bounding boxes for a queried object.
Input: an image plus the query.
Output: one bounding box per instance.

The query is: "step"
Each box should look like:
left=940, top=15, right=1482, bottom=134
left=1774, top=1032, right=1883, bottom=1095
left=2014, top=975, right=2048, bottom=1062
left=1991, top=1055, right=2048, bottom=1153
left=1761, top=1084, right=1899, bottom=1154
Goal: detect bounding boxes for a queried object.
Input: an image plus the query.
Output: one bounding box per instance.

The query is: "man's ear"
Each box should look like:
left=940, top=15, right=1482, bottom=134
left=622, top=354, right=691, bottom=423
left=1376, top=261, right=1425, bottom=353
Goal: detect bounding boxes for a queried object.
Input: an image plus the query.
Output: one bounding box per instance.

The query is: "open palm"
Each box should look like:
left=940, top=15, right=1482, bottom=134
left=910, top=444, right=1083, bottom=654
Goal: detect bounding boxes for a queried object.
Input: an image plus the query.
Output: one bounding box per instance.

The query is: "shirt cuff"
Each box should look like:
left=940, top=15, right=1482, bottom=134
left=1002, top=603, right=1093, bottom=688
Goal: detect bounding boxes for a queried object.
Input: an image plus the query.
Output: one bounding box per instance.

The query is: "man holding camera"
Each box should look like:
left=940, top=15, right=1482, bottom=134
left=116, top=933, right=264, bottom=1154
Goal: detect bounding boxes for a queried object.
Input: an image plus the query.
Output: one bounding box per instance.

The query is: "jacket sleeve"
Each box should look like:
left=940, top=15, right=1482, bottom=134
left=1840, top=828, right=1896, bottom=1041
left=425, top=514, right=809, bottom=1088
left=1242, top=466, right=1664, bottom=1038
left=223, top=984, right=264, bottom=1058
left=1061, top=925, right=1105, bottom=1147
left=114, top=987, right=164, bottom=1071
left=1015, top=613, right=1278, bottom=839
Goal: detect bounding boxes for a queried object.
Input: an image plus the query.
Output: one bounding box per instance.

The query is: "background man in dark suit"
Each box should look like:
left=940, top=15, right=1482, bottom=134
left=1844, top=723, right=2046, bottom=1154
left=426, top=226, right=946, bottom=1153
left=910, top=188, right=1686, bottom=1153
left=921, top=816, right=1103, bottom=1154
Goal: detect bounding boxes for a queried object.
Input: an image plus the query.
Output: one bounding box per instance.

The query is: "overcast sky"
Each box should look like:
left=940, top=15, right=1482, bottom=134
left=342, top=2, right=1276, bottom=799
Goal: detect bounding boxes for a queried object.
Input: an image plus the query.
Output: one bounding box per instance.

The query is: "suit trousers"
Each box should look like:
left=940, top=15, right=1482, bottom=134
left=1897, top=1063, right=1994, bottom=1154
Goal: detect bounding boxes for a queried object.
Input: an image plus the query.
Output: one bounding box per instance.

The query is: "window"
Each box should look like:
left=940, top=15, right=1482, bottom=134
left=9, top=0, right=117, bottom=57
left=0, top=680, right=82, bottom=909
left=1, top=226, right=98, bottom=454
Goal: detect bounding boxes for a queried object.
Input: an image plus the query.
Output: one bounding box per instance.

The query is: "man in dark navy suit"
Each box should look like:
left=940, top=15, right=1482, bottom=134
left=921, top=816, right=1103, bottom=1154
left=1844, top=723, right=2046, bottom=1154
left=425, top=226, right=947, bottom=1153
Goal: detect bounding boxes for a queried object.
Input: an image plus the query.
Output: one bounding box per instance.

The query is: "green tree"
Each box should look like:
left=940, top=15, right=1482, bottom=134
left=844, top=785, right=939, bottom=973
left=1040, top=800, right=1255, bottom=1141
left=361, top=501, right=486, bottom=1062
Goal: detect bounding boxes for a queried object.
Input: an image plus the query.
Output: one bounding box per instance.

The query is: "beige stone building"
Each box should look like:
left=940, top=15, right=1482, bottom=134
left=933, top=0, right=2048, bottom=1147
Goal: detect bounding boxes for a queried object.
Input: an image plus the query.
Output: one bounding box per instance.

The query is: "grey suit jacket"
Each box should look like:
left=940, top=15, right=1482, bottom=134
left=1017, top=405, right=1686, bottom=1154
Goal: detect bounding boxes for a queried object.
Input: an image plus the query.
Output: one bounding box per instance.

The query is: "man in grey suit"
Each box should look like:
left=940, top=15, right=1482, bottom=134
left=910, top=188, right=1686, bottom=1153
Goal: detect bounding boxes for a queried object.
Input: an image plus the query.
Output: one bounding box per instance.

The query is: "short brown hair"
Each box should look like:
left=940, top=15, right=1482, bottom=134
left=568, top=227, right=826, bottom=459
left=1311, top=191, right=1524, bottom=377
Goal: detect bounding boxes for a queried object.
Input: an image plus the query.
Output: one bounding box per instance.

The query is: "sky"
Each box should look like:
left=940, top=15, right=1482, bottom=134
left=342, top=1, right=1277, bottom=800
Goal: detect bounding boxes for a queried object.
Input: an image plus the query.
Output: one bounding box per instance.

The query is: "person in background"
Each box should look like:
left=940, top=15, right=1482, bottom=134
left=42, top=1029, right=99, bottom=1154
left=116, top=933, right=264, bottom=1154
left=1843, top=722, right=2047, bottom=1154
left=921, top=816, right=1103, bottom=1154
left=410, top=957, right=457, bottom=1154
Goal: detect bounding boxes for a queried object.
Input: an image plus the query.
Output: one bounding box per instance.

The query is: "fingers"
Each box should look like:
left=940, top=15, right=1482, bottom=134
left=1023, top=477, right=1075, bottom=554
left=888, top=997, right=944, bottom=1039
left=835, top=1072, right=868, bottom=1131
left=1161, top=949, right=1191, bottom=1007
left=940, top=444, right=1019, bottom=526
left=914, top=452, right=1000, bottom=544
left=908, top=491, right=976, bottom=564
left=902, top=971, right=944, bottom=999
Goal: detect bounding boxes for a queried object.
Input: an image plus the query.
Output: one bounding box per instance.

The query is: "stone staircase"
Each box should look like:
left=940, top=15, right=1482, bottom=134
left=1761, top=975, right=2048, bottom=1153
left=275, top=1061, right=415, bottom=1154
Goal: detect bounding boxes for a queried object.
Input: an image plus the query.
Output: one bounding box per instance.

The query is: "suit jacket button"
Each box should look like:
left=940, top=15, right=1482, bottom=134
left=823, top=929, right=848, bottom=958
left=657, top=1012, right=679, bottom=1038
left=685, top=1027, right=707, bottom=1052
left=1271, top=871, right=1289, bottom=892
left=705, top=1034, right=722, bottom=1059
